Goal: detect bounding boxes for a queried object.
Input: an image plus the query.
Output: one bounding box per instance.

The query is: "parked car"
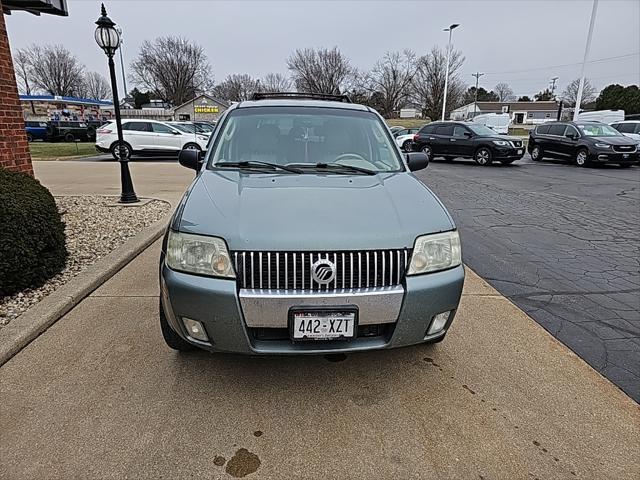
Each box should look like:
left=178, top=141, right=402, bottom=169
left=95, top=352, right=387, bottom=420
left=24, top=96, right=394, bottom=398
left=159, top=92, right=464, bottom=354
left=389, top=125, right=405, bottom=134
left=471, top=113, right=510, bottom=135
left=577, top=109, right=625, bottom=125
left=95, top=119, right=210, bottom=160
left=167, top=121, right=211, bottom=137
left=24, top=121, right=48, bottom=142
left=610, top=120, right=640, bottom=145
left=412, top=121, right=525, bottom=165
left=528, top=121, right=638, bottom=167
left=394, top=128, right=420, bottom=152
left=194, top=121, right=217, bottom=134
left=47, top=121, right=93, bottom=142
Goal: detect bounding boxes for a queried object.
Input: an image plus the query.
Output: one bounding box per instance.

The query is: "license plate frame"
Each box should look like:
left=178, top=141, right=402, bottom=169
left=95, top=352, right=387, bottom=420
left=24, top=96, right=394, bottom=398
left=289, top=306, right=358, bottom=341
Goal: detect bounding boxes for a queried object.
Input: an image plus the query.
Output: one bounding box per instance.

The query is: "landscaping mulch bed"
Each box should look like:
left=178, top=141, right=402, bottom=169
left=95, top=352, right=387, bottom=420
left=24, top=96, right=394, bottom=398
left=0, top=196, right=171, bottom=327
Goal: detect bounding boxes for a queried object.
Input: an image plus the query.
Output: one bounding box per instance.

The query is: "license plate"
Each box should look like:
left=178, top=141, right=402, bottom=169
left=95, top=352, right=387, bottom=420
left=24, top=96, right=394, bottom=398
left=291, top=310, right=356, bottom=340
left=623, top=153, right=629, bottom=158
left=517, top=149, right=523, bottom=155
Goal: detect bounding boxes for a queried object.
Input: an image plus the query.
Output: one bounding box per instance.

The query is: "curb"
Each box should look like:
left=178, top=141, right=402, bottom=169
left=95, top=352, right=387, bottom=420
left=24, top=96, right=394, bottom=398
left=0, top=215, right=168, bottom=366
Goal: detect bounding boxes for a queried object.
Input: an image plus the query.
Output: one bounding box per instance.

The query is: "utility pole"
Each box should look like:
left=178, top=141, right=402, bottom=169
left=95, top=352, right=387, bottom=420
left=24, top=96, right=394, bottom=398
left=574, top=0, right=598, bottom=120
left=549, top=77, right=559, bottom=98
left=471, top=72, right=484, bottom=118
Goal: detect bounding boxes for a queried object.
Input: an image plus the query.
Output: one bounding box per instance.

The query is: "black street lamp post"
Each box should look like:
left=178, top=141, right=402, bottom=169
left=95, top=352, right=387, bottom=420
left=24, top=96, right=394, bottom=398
left=94, top=4, right=138, bottom=203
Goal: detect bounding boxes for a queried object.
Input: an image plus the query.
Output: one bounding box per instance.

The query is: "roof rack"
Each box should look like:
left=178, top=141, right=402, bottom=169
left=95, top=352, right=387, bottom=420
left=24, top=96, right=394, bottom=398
left=251, top=92, right=352, bottom=103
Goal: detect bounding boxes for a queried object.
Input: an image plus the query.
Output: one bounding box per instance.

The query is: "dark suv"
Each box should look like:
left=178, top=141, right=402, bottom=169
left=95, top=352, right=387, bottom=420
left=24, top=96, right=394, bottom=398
left=528, top=121, right=638, bottom=167
left=412, top=121, right=525, bottom=166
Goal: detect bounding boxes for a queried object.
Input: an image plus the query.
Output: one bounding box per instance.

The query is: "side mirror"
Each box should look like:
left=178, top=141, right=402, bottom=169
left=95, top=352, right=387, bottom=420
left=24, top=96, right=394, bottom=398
left=406, top=152, right=429, bottom=172
left=178, top=149, right=203, bottom=171
left=464, top=131, right=472, bottom=138
left=173, top=130, right=182, bottom=135
left=566, top=133, right=578, bottom=140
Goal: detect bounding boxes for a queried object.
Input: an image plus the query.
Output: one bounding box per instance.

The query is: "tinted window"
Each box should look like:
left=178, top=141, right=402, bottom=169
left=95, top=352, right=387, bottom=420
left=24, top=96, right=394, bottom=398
left=618, top=123, right=636, bottom=134
left=152, top=123, right=177, bottom=134
left=548, top=124, right=567, bottom=136
left=565, top=126, right=579, bottom=137
left=536, top=125, right=550, bottom=134
left=435, top=125, right=454, bottom=136
left=124, top=122, right=152, bottom=132
left=453, top=126, right=469, bottom=137
left=419, top=124, right=436, bottom=134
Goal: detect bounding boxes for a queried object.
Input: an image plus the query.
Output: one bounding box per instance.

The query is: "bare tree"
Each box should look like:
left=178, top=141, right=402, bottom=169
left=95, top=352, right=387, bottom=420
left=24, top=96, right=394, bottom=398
left=260, top=72, right=292, bottom=93
left=15, top=44, right=85, bottom=96
left=561, top=78, right=598, bottom=106
left=13, top=47, right=35, bottom=95
left=364, top=50, right=417, bottom=118
left=411, top=46, right=466, bottom=121
left=213, top=74, right=260, bottom=102
left=81, top=71, right=111, bottom=100
left=287, top=47, right=353, bottom=94
left=130, top=36, right=212, bottom=105
left=494, top=82, right=515, bottom=102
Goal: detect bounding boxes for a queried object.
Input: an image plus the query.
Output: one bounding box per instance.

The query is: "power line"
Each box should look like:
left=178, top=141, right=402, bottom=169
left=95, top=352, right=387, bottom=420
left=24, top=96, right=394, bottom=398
left=481, top=52, right=639, bottom=76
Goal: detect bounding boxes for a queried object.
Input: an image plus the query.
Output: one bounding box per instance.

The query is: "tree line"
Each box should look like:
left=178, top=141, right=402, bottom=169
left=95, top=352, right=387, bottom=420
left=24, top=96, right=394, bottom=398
left=13, top=38, right=639, bottom=117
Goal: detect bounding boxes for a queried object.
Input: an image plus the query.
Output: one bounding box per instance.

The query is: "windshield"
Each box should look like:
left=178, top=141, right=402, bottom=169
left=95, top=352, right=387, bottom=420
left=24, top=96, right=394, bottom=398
left=171, top=123, right=196, bottom=133
left=209, top=107, right=403, bottom=173
left=467, top=124, right=498, bottom=136
left=576, top=123, right=621, bottom=137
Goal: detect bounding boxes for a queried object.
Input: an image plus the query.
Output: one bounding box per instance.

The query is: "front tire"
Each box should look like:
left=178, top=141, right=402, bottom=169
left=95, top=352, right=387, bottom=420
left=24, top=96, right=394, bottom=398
left=160, top=300, right=195, bottom=352
left=530, top=145, right=543, bottom=161
left=402, top=140, right=413, bottom=152
left=474, top=147, right=493, bottom=166
left=64, top=132, right=75, bottom=142
left=110, top=141, right=132, bottom=161
left=575, top=148, right=589, bottom=167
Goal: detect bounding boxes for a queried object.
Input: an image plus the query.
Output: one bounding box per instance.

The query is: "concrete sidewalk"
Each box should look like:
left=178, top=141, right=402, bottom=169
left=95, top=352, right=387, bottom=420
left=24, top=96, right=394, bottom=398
left=1, top=241, right=638, bottom=479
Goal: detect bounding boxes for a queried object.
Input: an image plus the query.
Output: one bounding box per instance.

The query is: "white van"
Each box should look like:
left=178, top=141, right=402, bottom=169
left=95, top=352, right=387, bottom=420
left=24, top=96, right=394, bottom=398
left=472, top=113, right=511, bottom=134
left=577, top=109, right=625, bottom=124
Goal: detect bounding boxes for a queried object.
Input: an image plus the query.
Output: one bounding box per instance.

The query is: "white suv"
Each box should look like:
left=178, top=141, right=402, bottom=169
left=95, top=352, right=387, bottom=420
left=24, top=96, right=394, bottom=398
left=96, top=119, right=210, bottom=160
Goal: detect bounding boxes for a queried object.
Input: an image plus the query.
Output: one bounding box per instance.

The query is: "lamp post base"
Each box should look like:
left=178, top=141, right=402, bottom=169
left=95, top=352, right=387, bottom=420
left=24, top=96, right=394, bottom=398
left=119, top=192, right=140, bottom=204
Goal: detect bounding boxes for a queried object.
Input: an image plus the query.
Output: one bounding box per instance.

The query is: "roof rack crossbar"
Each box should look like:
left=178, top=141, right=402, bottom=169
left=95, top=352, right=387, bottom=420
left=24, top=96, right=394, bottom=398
left=251, top=92, right=351, bottom=103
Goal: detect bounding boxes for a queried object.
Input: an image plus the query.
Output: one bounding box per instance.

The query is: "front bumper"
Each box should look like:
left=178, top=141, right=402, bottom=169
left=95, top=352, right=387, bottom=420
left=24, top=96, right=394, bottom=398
left=160, top=262, right=465, bottom=354
left=589, top=150, right=638, bottom=164
left=493, top=146, right=525, bottom=160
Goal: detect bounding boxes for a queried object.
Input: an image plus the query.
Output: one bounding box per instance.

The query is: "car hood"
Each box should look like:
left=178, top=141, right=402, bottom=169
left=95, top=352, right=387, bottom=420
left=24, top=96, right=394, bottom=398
left=176, top=170, right=455, bottom=251
left=589, top=136, right=638, bottom=145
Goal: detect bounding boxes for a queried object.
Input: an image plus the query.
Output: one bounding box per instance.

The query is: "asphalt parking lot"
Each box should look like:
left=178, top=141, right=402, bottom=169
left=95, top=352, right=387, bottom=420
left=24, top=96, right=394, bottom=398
left=417, top=155, right=640, bottom=401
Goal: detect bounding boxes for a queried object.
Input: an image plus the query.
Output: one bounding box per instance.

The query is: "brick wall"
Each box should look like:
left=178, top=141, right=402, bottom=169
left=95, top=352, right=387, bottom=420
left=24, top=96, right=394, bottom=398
left=0, top=8, right=32, bottom=175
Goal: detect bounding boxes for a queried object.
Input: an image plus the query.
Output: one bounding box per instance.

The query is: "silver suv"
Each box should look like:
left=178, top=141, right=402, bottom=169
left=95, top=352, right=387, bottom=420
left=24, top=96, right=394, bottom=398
left=160, top=93, right=464, bottom=354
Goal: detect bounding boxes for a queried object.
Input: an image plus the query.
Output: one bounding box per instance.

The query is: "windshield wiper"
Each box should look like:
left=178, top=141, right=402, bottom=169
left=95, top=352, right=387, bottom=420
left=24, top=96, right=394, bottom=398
left=216, top=161, right=302, bottom=174
left=290, top=162, right=376, bottom=176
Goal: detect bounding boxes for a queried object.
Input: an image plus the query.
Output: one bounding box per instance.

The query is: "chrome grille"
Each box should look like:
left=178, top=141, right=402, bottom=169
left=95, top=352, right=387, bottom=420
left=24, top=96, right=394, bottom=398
left=233, top=249, right=411, bottom=291
left=613, top=144, right=636, bottom=153
left=510, top=140, right=523, bottom=148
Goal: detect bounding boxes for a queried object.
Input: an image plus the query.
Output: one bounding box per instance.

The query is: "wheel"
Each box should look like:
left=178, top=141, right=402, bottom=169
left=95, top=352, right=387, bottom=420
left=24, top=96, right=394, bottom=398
left=64, top=132, right=75, bottom=142
left=575, top=148, right=589, bottom=167
left=110, top=141, right=132, bottom=161
left=500, top=159, right=515, bottom=165
left=421, top=145, right=433, bottom=161
left=402, top=140, right=413, bottom=152
left=182, top=143, right=202, bottom=152
left=159, top=300, right=195, bottom=352
left=530, top=145, right=543, bottom=161
left=474, top=147, right=493, bottom=166
left=26, top=133, right=34, bottom=142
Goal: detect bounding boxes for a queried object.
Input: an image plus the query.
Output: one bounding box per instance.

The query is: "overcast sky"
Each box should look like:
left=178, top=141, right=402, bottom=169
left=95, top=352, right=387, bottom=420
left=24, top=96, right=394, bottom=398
left=5, top=0, right=640, bottom=98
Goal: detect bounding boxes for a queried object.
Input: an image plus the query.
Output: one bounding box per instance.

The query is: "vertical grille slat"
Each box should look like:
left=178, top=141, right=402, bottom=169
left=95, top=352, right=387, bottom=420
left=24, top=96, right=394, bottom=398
left=233, top=249, right=410, bottom=291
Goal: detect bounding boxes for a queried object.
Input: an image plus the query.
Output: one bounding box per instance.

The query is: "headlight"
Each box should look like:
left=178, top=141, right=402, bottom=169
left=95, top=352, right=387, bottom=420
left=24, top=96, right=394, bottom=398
left=492, top=140, right=509, bottom=146
left=594, top=143, right=611, bottom=148
left=408, top=231, right=462, bottom=275
left=166, top=231, right=234, bottom=278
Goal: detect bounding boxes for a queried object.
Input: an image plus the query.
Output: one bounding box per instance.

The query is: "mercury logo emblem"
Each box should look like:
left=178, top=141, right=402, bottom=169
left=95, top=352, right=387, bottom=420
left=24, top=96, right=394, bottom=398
left=311, top=259, right=336, bottom=285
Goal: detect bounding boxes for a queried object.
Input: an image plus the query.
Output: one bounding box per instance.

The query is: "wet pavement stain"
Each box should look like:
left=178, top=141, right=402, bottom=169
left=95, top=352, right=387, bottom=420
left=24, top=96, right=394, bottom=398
left=213, top=456, right=226, bottom=466
left=423, top=357, right=440, bottom=367
left=225, top=448, right=261, bottom=478
left=324, top=353, right=347, bottom=362
left=253, top=430, right=263, bottom=437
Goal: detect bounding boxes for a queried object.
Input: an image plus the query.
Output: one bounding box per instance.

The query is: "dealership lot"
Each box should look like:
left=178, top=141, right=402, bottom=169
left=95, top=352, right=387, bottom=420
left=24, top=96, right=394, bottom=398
left=418, top=156, right=639, bottom=400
